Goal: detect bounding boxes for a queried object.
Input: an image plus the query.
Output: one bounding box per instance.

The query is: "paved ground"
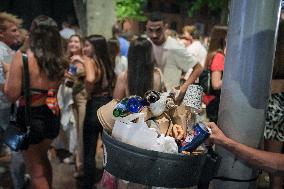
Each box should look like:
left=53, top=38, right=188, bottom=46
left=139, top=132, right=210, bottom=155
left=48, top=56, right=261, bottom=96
left=0, top=150, right=104, bottom=189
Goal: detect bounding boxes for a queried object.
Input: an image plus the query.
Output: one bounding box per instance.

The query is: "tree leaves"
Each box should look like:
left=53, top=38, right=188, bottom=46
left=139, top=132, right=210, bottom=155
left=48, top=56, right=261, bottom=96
left=188, top=0, right=229, bottom=17
left=116, top=0, right=147, bottom=21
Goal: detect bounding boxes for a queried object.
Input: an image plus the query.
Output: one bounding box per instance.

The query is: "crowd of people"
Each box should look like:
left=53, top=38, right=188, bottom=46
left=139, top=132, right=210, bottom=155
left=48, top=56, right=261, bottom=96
left=0, top=10, right=283, bottom=189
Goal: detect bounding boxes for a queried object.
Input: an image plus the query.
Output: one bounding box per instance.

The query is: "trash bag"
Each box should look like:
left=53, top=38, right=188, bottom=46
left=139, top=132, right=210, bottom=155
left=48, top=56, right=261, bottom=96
left=112, top=113, right=160, bottom=151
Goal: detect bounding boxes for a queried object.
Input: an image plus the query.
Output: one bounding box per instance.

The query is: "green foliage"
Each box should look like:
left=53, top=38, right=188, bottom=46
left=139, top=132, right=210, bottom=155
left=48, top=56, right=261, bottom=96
left=116, top=0, right=147, bottom=21
left=188, top=0, right=229, bottom=16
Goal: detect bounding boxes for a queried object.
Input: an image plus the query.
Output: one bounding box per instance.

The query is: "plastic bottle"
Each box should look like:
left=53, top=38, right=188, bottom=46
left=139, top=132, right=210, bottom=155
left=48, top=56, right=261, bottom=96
left=113, top=98, right=129, bottom=117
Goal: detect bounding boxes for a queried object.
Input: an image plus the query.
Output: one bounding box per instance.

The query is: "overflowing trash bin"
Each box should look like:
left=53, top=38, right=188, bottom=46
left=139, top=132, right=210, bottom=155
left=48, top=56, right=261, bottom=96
left=98, top=86, right=222, bottom=188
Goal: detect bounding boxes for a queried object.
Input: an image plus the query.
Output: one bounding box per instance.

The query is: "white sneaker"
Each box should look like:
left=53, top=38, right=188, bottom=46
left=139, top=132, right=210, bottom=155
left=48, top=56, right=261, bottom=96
left=63, top=156, right=75, bottom=164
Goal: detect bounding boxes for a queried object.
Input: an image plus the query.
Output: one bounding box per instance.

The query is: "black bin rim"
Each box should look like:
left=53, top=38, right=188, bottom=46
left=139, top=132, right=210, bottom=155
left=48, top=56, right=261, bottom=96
left=102, top=130, right=208, bottom=188
left=103, top=130, right=204, bottom=160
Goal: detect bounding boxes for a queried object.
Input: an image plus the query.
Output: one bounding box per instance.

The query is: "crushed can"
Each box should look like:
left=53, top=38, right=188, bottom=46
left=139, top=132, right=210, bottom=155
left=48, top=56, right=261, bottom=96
left=179, top=123, right=211, bottom=152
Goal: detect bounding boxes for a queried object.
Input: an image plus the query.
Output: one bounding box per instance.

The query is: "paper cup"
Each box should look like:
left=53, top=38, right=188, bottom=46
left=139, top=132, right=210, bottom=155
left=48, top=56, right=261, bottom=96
left=97, top=99, right=118, bottom=133
left=182, top=84, right=203, bottom=113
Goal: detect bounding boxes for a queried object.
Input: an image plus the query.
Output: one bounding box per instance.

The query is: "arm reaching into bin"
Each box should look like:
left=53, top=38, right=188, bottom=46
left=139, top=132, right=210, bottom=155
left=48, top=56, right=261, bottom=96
left=206, top=122, right=284, bottom=176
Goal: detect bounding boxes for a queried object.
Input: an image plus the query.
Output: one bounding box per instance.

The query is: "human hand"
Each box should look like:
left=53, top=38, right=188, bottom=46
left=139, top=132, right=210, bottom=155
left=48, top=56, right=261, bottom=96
left=71, top=55, right=84, bottom=64
left=205, top=122, right=228, bottom=146
left=174, top=85, right=186, bottom=105
left=64, top=71, right=72, bottom=78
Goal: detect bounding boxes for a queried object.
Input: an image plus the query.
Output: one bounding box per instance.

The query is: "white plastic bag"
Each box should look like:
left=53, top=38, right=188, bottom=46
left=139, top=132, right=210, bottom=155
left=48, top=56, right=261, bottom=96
left=112, top=113, right=160, bottom=151
left=156, top=134, right=178, bottom=154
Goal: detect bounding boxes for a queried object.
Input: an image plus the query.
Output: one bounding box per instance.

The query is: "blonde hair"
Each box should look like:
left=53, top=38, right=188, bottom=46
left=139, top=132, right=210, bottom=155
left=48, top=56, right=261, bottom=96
left=0, top=12, right=22, bottom=31
left=182, top=25, right=196, bottom=35
left=164, top=29, right=178, bottom=39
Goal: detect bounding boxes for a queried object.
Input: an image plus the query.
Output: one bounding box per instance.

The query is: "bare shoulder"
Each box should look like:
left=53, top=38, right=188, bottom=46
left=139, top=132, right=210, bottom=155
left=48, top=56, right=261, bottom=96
left=83, top=55, right=92, bottom=62
left=14, top=50, right=24, bottom=67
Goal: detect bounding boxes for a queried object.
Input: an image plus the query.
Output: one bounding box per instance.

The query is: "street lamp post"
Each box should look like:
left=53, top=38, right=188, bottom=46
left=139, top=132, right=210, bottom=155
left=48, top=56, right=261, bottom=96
left=213, top=0, right=282, bottom=189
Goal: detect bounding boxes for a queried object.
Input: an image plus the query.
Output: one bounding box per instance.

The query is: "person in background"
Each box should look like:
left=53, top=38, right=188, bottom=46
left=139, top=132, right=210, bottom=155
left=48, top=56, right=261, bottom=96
left=0, top=12, right=26, bottom=189
left=4, top=15, right=68, bottom=189
left=182, top=25, right=207, bottom=81
left=113, top=37, right=164, bottom=100
left=82, top=34, right=115, bottom=189
left=146, top=12, right=203, bottom=103
left=164, top=28, right=178, bottom=39
left=0, top=11, right=21, bottom=155
left=112, top=23, right=130, bottom=57
left=203, top=26, right=227, bottom=123
left=202, top=35, right=210, bottom=50
left=207, top=122, right=284, bottom=176
left=112, top=36, right=165, bottom=189
left=64, top=34, right=94, bottom=179
left=11, top=26, right=31, bottom=189
left=60, top=21, right=75, bottom=40
left=107, top=37, right=128, bottom=76
left=18, top=28, right=29, bottom=52
left=263, top=21, right=284, bottom=189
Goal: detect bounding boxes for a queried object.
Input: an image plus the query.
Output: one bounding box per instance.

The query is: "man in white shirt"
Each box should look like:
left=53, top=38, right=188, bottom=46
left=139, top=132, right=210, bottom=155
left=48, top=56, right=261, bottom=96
left=59, top=21, right=75, bottom=40
left=0, top=12, right=29, bottom=189
left=182, top=25, right=207, bottom=80
left=146, top=12, right=203, bottom=102
left=0, top=12, right=21, bottom=147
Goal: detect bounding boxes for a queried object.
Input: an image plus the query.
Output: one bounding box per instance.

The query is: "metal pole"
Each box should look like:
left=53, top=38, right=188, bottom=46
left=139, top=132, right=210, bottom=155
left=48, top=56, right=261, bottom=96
left=213, top=0, right=281, bottom=189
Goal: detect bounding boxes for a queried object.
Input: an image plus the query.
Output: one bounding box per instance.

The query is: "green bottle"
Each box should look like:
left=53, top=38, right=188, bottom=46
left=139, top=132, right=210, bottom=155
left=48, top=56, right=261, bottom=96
left=113, top=98, right=129, bottom=117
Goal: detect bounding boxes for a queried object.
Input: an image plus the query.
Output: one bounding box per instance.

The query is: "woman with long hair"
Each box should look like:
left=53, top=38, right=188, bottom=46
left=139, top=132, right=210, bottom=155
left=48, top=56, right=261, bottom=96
left=64, top=34, right=94, bottom=178
left=82, top=34, right=115, bottom=189
left=113, top=37, right=164, bottom=100
left=4, top=15, right=68, bottom=189
left=204, top=26, right=227, bottom=123
left=112, top=37, right=164, bottom=189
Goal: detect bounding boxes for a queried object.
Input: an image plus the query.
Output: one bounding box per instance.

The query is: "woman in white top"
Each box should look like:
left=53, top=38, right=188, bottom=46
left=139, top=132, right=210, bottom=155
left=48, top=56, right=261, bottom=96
left=107, top=37, right=128, bottom=76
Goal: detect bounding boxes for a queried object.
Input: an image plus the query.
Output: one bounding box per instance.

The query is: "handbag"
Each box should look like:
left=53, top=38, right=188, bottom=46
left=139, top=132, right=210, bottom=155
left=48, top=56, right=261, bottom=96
left=3, top=54, right=31, bottom=151
left=199, top=69, right=211, bottom=94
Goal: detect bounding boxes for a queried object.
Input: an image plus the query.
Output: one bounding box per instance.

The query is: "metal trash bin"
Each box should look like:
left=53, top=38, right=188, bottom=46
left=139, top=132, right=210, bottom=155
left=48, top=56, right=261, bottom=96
left=102, top=131, right=221, bottom=188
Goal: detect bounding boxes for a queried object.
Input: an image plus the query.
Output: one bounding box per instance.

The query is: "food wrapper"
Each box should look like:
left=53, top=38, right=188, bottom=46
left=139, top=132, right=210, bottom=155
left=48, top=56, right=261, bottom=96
left=168, top=124, right=185, bottom=140
left=140, top=107, right=153, bottom=121
left=169, top=105, right=191, bottom=133
left=154, top=113, right=171, bottom=134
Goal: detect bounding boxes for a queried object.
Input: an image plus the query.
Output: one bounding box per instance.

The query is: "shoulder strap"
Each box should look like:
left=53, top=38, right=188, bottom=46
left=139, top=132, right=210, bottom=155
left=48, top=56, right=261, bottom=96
left=22, top=54, right=31, bottom=130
